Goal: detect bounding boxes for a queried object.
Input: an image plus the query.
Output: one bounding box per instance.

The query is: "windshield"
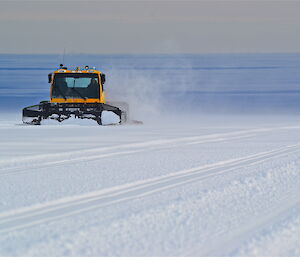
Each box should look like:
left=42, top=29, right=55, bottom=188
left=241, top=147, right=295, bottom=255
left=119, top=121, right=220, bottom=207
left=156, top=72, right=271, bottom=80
left=52, top=73, right=100, bottom=99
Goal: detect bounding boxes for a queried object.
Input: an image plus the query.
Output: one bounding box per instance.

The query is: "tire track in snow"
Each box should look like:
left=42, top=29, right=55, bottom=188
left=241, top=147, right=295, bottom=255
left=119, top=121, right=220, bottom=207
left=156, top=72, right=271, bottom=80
left=0, top=128, right=266, bottom=176
left=0, top=143, right=299, bottom=234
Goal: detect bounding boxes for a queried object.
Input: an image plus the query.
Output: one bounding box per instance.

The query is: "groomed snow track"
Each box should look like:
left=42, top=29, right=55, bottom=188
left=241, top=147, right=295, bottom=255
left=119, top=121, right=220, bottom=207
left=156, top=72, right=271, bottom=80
left=0, top=127, right=280, bottom=176
left=2, top=121, right=300, bottom=256
left=1, top=143, right=300, bottom=235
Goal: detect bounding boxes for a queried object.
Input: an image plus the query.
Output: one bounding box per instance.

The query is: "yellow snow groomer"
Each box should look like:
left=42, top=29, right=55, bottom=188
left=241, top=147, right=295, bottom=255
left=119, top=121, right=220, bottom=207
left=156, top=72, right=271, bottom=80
left=22, top=64, right=127, bottom=125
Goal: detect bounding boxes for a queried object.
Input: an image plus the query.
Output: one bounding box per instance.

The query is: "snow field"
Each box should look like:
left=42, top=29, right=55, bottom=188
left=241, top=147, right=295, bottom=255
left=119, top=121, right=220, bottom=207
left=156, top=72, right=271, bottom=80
left=1, top=115, right=300, bottom=256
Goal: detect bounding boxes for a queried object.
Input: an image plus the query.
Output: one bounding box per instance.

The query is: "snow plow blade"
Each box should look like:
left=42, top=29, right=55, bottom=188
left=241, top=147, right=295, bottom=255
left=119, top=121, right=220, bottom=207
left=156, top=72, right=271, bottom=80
left=22, top=102, right=126, bottom=125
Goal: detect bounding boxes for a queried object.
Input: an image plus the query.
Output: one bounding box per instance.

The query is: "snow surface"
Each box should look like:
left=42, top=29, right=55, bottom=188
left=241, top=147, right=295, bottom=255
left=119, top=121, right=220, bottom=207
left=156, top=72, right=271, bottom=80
left=1, top=54, right=300, bottom=256
left=1, top=114, right=300, bottom=257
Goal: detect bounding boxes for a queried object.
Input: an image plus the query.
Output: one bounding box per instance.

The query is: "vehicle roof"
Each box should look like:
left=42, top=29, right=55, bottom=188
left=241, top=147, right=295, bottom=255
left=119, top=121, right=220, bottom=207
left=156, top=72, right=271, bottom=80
left=54, top=69, right=102, bottom=74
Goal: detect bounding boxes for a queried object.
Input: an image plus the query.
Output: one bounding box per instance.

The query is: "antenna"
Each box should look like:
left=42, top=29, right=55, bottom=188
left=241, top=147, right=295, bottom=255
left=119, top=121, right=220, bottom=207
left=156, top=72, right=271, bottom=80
left=62, top=47, right=66, bottom=65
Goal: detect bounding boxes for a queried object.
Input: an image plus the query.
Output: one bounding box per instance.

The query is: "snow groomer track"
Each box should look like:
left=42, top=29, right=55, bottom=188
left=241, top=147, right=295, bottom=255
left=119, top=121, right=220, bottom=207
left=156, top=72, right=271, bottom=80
left=1, top=120, right=300, bottom=256
left=1, top=142, right=300, bottom=233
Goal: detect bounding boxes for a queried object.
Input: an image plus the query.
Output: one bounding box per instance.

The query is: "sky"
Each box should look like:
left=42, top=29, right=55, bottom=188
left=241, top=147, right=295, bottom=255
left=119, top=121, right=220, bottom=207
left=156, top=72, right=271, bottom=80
left=0, top=1, right=300, bottom=54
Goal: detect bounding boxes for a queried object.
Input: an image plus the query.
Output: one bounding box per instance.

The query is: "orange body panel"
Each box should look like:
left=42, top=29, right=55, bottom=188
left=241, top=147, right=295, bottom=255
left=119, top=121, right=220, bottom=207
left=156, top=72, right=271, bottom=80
left=51, top=98, right=102, bottom=103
